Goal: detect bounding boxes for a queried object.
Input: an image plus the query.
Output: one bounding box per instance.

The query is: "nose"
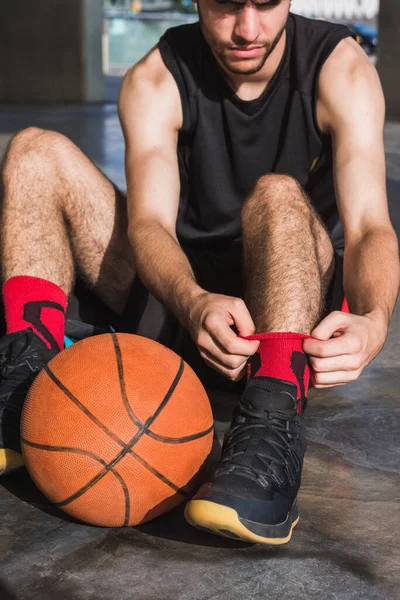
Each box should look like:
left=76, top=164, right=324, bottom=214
left=234, top=6, right=260, bottom=44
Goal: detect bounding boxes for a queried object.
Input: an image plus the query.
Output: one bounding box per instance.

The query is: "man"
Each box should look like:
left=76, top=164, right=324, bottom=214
left=0, top=0, right=398, bottom=545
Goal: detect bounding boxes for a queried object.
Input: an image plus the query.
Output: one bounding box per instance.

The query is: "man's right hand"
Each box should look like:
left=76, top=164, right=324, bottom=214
left=185, top=292, right=260, bottom=382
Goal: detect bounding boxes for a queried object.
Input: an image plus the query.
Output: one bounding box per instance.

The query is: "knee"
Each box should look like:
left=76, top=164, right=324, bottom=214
left=3, top=127, right=71, bottom=177
left=255, top=173, right=300, bottom=195
left=241, top=174, right=307, bottom=224
left=7, top=127, right=51, bottom=157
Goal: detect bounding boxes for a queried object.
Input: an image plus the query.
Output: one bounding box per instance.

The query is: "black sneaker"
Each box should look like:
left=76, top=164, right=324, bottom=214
left=184, top=377, right=307, bottom=544
left=0, top=330, right=57, bottom=475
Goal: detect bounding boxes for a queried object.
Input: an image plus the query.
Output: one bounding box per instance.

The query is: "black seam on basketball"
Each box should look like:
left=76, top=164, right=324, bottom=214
left=45, top=354, right=208, bottom=446
left=43, top=366, right=124, bottom=447
left=111, top=333, right=142, bottom=429
left=146, top=424, right=214, bottom=444
left=110, top=333, right=203, bottom=449
left=21, top=437, right=130, bottom=525
left=21, top=438, right=110, bottom=466
left=22, top=435, right=193, bottom=499
left=129, top=449, right=189, bottom=498
left=147, top=358, right=184, bottom=419
left=47, top=358, right=185, bottom=508
left=110, top=468, right=130, bottom=526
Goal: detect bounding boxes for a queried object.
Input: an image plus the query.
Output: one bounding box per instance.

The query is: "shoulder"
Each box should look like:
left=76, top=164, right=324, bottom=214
left=317, top=37, right=384, bottom=135
left=118, top=46, right=182, bottom=132
left=320, top=35, right=375, bottom=77
left=119, top=46, right=175, bottom=101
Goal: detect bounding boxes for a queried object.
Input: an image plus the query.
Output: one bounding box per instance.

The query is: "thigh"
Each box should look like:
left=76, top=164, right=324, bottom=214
left=61, top=146, right=134, bottom=315
left=2, top=128, right=134, bottom=314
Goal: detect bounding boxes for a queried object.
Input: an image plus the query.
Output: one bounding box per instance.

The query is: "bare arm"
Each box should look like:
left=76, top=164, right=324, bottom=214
left=304, top=38, right=400, bottom=387
left=119, top=49, right=259, bottom=379
left=319, top=38, right=399, bottom=328
left=118, top=49, right=204, bottom=324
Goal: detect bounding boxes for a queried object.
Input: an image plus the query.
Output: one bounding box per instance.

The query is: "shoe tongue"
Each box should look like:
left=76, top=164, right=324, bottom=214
left=242, top=377, right=297, bottom=412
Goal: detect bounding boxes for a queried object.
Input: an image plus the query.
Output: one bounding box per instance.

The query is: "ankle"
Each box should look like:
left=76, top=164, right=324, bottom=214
left=241, top=332, right=312, bottom=401
left=3, top=276, right=67, bottom=351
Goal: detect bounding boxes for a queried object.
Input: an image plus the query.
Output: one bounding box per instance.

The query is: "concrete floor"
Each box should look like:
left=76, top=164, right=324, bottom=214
left=0, top=83, right=399, bottom=600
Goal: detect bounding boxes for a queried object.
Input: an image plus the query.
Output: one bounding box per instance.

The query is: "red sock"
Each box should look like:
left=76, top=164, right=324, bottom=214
left=3, top=276, right=67, bottom=351
left=242, top=332, right=312, bottom=403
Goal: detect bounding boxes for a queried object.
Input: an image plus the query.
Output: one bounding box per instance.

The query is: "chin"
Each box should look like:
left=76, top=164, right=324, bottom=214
left=222, top=57, right=267, bottom=76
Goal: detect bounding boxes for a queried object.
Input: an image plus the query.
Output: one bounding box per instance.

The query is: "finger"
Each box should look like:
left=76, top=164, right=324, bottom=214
left=205, top=315, right=259, bottom=357
left=311, top=381, right=347, bottom=389
left=303, top=333, right=362, bottom=359
left=200, top=347, right=248, bottom=381
left=310, top=373, right=347, bottom=388
left=310, top=372, right=348, bottom=388
left=229, top=298, right=257, bottom=337
left=311, top=311, right=352, bottom=341
left=309, top=354, right=362, bottom=374
left=312, top=370, right=361, bottom=387
left=199, top=337, right=249, bottom=371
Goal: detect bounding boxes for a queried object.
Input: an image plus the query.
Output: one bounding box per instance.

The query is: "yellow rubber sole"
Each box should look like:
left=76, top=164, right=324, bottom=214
left=185, top=499, right=299, bottom=545
left=0, top=448, right=24, bottom=476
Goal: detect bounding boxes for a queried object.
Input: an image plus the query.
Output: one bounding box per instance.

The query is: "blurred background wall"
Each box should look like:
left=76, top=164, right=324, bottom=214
left=0, top=0, right=398, bottom=120
left=377, top=0, right=400, bottom=120
left=0, top=0, right=104, bottom=103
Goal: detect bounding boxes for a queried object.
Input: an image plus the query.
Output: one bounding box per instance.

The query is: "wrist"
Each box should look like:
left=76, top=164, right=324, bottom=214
left=174, top=278, right=206, bottom=329
left=364, top=308, right=389, bottom=339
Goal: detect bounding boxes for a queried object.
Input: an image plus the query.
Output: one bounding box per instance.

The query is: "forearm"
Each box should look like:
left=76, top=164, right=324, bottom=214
left=343, top=226, right=400, bottom=328
left=129, top=220, right=205, bottom=327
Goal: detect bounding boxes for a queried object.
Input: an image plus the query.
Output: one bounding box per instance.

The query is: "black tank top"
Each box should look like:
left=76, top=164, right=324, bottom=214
left=158, top=14, right=353, bottom=255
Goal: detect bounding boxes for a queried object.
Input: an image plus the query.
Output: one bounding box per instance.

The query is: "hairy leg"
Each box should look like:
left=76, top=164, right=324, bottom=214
left=185, top=178, right=329, bottom=542
left=0, top=127, right=134, bottom=315
left=242, top=174, right=335, bottom=334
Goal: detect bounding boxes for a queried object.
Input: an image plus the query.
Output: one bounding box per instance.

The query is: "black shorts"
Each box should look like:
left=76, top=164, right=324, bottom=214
left=65, top=245, right=346, bottom=393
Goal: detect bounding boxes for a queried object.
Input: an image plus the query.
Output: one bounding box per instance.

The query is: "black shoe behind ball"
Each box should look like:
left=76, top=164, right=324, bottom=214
left=185, top=377, right=307, bottom=544
left=0, top=330, right=57, bottom=475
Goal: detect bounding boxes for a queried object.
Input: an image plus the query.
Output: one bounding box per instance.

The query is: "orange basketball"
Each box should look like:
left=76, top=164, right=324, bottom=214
left=20, top=333, right=213, bottom=527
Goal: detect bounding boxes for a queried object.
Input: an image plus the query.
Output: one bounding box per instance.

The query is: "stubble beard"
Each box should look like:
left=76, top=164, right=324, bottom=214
left=201, top=22, right=287, bottom=76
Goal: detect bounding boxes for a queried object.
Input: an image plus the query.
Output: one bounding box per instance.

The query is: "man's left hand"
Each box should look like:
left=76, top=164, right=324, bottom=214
left=303, top=310, right=387, bottom=388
